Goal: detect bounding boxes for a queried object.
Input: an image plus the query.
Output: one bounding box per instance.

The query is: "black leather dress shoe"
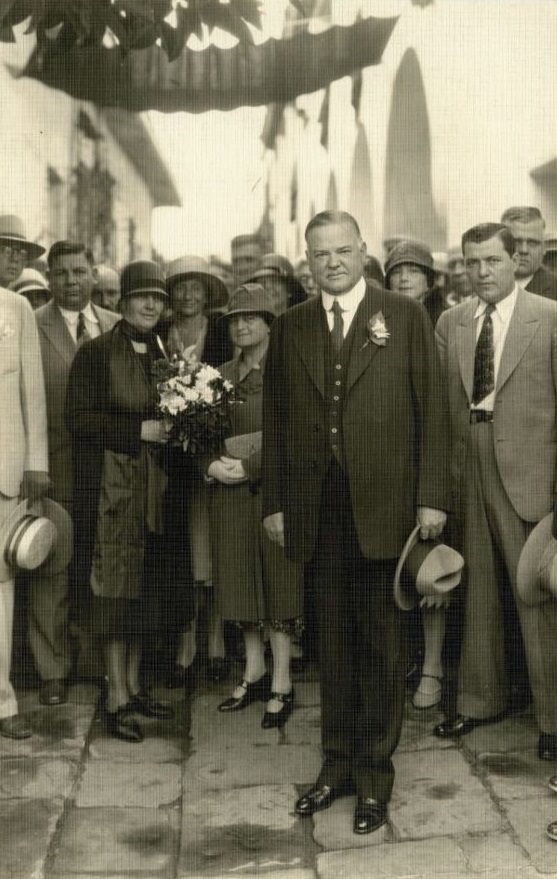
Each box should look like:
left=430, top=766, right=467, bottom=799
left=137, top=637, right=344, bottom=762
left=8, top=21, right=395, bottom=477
left=0, top=715, right=32, bottom=739
left=39, top=679, right=67, bottom=706
left=101, top=705, right=143, bottom=743
left=295, top=784, right=339, bottom=816
left=128, top=692, right=173, bottom=720
left=434, top=713, right=503, bottom=738
left=353, top=798, right=388, bottom=834
left=539, top=733, right=557, bottom=761
left=261, top=690, right=294, bottom=729
left=218, top=673, right=271, bottom=712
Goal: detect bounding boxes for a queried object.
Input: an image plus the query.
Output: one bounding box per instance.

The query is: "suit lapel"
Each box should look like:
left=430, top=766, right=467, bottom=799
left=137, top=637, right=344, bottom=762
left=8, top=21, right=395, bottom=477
left=40, top=302, right=76, bottom=367
left=455, top=298, right=478, bottom=404
left=345, top=286, right=387, bottom=394
left=496, top=289, right=539, bottom=394
left=293, top=297, right=328, bottom=398
left=93, top=305, right=117, bottom=333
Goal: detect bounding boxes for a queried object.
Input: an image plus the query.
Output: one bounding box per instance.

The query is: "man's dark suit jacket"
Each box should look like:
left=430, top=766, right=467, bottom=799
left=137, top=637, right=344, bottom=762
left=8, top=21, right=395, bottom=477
left=525, top=265, right=557, bottom=301
left=262, top=285, right=450, bottom=563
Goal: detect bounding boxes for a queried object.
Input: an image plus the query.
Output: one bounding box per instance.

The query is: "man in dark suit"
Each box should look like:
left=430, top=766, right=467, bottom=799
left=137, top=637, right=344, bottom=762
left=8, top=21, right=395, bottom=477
left=32, top=242, right=118, bottom=705
left=262, top=210, right=449, bottom=834
left=434, top=223, right=557, bottom=760
left=501, top=206, right=557, bottom=300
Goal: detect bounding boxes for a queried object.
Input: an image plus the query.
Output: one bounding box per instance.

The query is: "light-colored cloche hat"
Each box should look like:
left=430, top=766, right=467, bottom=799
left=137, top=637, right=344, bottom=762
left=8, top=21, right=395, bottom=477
left=0, top=215, right=45, bottom=260
left=166, top=255, right=228, bottom=309
left=120, top=260, right=168, bottom=300
left=393, top=525, right=464, bottom=611
left=219, top=283, right=277, bottom=324
left=517, top=514, right=557, bottom=606
left=0, top=499, right=72, bottom=581
left=12, top=267, right=49, bottom=296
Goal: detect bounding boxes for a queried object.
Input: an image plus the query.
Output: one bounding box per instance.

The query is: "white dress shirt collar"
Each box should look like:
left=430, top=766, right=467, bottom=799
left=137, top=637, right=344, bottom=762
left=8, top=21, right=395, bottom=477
left=321, top=276, right=367, bottom=316
left=474, top=284, right=519, bottom=324
left=57, top=301, right=99, bottom=324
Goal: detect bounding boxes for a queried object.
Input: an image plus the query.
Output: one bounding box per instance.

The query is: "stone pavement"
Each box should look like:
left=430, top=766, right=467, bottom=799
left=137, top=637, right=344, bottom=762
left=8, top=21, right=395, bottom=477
left=2, top=670, right=557, bottom=879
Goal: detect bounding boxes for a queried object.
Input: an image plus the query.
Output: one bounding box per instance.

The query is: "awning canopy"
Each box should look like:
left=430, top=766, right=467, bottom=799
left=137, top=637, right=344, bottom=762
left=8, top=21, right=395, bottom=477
left=23, top=16, right=397, bottom=114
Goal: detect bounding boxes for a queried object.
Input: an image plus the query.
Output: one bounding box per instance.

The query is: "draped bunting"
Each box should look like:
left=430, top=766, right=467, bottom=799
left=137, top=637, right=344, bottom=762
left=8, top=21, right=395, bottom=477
left=23, top=16, right=397, bottom=113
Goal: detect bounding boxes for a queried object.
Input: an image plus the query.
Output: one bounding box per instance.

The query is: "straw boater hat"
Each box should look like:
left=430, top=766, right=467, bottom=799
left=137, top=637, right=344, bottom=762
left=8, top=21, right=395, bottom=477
left=393, top=525, right=464, bottom=611
left=0, top=215, right=45, bottom=260
left=166, top=255, right=228, bottom=309
left=0, top=499, right=72, bottom=581
left=517, top=514, right=557, bottom=606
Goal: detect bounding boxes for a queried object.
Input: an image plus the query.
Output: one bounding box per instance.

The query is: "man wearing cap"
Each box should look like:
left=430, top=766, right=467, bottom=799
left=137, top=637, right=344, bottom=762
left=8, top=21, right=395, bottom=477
left=0, top=259, right=49, bottom=736
left=31, top=242, right=118, bottom=706
left=262, top=210, right=449, bottom=833
left=501, top=206, right=557, bottom=301
left=434, top=222, right=557, bottom=760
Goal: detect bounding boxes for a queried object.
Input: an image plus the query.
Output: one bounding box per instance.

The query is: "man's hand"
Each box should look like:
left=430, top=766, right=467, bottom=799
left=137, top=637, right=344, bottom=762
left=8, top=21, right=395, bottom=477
left=417, top=506, right=447, bottom=541
left=263, top=512, right=285, bottom=547
left=207, top=457, right=247, bottom=485
left=21, top=471, right=51, bottom=508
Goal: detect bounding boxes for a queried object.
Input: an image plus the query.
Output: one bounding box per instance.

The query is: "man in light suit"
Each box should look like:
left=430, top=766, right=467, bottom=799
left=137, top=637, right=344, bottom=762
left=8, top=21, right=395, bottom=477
left=0, top=285, right=49, bottom=737
left=501, top=206, right=557, bottom=301
left=434, top=223, right=557, bottom=760
left=262, top=211, right=449, bottom=833
left=32, top=241, right=118, bottom=705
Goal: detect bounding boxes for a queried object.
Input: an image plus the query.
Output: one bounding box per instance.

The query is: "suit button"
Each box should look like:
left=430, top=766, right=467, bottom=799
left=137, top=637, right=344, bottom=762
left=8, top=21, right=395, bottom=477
left=333, top=395, right=340, bottom=401
left=335, top=380, right=341, bottom=386
left=331, top=410, right=337, bottom=416
left=335, top=364, right=342, bottom=370
left=331, top=428, right=338, bottom=434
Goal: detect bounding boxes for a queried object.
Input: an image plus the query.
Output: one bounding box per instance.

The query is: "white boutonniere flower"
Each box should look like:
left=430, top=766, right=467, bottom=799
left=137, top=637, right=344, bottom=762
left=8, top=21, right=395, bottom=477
left=0, top=319, right=15, bottom=343
left=361, top=311, right=390, bottom=349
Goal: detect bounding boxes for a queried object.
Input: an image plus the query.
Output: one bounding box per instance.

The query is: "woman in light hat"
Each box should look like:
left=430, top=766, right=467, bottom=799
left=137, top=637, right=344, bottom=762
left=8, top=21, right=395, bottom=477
left=164, top=255, right=234, bottom=689
left=67, top=260, right=190, bottom=742
left=208, top=284, right=303, bottom=729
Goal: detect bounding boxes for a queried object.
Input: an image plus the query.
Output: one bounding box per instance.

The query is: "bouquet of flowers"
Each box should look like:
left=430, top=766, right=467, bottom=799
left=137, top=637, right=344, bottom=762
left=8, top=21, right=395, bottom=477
left=154, top=356, right=237, bottom=454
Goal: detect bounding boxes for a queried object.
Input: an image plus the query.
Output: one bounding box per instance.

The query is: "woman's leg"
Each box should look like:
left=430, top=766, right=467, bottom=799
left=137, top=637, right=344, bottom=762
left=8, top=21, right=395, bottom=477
left=104, top=640, right=131, bottom=711
left=266, top=629, right=293, bottom=712
left=413, top=607, right=446, bottom=708
left=229, top=628, right=266, bottom=698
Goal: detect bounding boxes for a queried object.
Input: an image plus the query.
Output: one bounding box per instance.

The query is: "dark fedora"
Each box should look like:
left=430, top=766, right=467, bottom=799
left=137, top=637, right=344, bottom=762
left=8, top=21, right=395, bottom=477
left=393, top=525, right=464, bottom=611
left=120, top=260, right=167, bottom=299
left=220, top=283, right=276, bottom=324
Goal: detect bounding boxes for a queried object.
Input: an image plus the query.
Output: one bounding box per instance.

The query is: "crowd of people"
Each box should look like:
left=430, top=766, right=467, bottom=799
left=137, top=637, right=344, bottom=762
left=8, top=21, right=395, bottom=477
left=2, top=204, right=557, bottom=837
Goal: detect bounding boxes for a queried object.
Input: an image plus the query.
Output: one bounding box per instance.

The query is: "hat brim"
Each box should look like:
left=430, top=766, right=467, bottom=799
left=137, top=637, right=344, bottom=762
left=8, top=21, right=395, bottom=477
left=219, top=307, right=275, bottom=324
left=0, top=235, right=45, bottom=260
left=120, top=286, right=168, bottom=300
left=167, top=271, right=228, bottom=309
left=393, top=525, right=421, bottom=611
left=0, top=498, right=72, bottom=581
left=517, top=514, right=555, bottom=606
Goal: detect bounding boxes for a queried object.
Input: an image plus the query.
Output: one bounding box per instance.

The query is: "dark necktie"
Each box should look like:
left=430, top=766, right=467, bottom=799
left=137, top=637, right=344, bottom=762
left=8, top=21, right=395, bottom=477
left=330, top=299, right=345, bottom=352
left=76, top=311, right=91, bottom=344
left=472, top=303, right=495, bottom=405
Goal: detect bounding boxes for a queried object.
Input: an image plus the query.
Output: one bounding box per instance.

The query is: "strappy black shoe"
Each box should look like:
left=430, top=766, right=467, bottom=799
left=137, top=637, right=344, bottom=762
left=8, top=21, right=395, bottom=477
left=261, top=690, right=294, bottom=729
left=217, top=673, right=271, bottom=712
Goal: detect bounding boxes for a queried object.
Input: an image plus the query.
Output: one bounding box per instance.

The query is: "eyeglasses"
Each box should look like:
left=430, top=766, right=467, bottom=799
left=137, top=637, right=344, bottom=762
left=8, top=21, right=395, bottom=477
left=0, top=244, right=28, bottom=259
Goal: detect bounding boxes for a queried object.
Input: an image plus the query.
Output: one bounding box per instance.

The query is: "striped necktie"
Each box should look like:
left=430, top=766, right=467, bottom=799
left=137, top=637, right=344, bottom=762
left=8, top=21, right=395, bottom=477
left=76, top=311, right=91, bottom=344
left=472, top=303, right=495, bottom=405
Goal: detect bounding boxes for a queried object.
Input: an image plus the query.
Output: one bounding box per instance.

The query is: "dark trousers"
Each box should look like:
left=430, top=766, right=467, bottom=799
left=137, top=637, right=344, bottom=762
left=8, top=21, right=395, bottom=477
left=308, top=460, right=406, bottom=803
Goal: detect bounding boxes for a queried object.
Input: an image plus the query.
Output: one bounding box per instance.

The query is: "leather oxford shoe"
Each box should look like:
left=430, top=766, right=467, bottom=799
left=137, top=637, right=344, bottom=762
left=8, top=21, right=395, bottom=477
left=353, top=798, right=388, bottom=834
left=539, top=733, right=557, bottom=761
left=434, top=713, right=503, bottom=738
left=295, top=784, right=339, bottom=816
left=0, top=715, right=32, bottom=739
left=39, top=679, right=67, bottom=706
left=128, top=692, right=173, bottom=720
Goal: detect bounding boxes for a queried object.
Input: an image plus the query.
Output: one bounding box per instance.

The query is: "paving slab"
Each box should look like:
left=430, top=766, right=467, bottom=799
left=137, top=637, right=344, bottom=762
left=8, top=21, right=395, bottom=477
left=459, top=714, right=538, bottom=758
left=391, top=749, right=503, bottom=839
left=504, top=796, right=557, bottom=874
left=183, top=741, right=322, bottom=791
left=456, top=831, right=532, bottom=872
left=88, top=717, right=187, bottom=763
left=0, top=797, right=64, bottom=879
left=178, top=784, right=318, bottom=876
left=0, top=702, right=95, bottom=758
left=48, top=806, right=180, bottom=875
left=317, top=837, right=467, bottom=877
left=398, top=704, right=456, bottom=753
left=477, top=748, right=553, bottom=800
left=76, top=761, right=182, bottom=808
left=0, top=756, right=78, bottom=799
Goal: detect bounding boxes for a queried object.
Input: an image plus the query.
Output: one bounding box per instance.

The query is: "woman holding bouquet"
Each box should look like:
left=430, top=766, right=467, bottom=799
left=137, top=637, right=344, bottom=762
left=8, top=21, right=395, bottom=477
left=206, top=283, right=304, bottom=728
left=67, top=261, right=191, bottom=742
left=164, top=256, right=233, bottom=689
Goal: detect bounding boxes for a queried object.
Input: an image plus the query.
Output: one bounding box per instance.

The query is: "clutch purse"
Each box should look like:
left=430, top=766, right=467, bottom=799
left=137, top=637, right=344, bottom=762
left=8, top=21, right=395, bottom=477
left=224, top=431, right=262, bottom=459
